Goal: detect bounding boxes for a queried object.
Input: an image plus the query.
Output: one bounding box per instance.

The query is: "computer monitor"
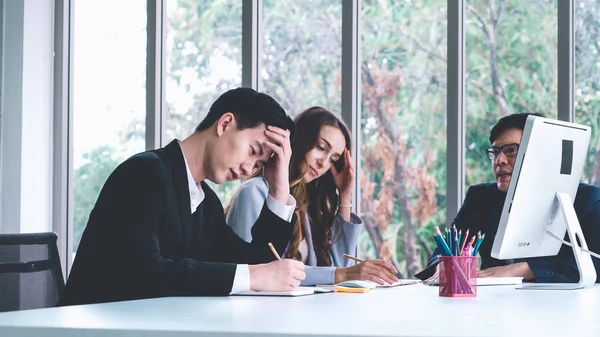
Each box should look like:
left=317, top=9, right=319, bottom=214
left=490, top=115, right=595, bottom=289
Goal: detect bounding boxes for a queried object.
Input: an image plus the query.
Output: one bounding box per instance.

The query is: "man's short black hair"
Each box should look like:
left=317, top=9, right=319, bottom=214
left=195, top=87, right=295, bottom=138
left=489, top=112, right=545, bottom=144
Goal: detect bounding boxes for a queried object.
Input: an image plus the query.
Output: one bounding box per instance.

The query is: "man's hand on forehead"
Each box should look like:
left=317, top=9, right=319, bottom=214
left=262, top=126, right=292, bottom=204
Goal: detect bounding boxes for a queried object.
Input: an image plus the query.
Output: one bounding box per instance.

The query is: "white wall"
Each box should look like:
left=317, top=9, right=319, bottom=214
left=20, top=0, right=54, bottom=233
left=1, top=0, right=54, bottom=234
left=1, top=0, right=24, bottom=233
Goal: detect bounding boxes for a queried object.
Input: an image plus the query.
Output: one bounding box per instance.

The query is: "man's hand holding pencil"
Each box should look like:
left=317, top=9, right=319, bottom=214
left=247, top=242, right=306, bottom=292
left=248, top=259, right=306, bottom=292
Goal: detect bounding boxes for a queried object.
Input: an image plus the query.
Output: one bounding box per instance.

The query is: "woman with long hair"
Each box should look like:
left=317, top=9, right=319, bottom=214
left=225, top=106, right=398, bottom=285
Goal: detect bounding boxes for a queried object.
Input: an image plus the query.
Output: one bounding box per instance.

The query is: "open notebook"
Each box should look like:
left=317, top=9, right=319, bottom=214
left=314, top=279, right=420, bottom=292
left=424, top=277, right=523, bottom=286
left=476, top=277, right=523, bottom=286
left=233, top=286, right=334, bottom=297
left=337, top=279, right=420, bottom=289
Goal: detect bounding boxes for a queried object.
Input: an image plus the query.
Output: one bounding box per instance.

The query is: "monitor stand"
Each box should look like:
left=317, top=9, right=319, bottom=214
left=518, top=192, right=596, bottom=290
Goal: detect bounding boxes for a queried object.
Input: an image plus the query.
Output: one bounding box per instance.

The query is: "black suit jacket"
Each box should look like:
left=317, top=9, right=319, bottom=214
left=58, top=140, right=293, bottom=306
left=453, top=183, right=600, bottom=283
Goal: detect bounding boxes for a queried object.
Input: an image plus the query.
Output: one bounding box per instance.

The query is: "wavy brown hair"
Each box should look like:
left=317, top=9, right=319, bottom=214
left=225, top=107, right=351, bottom=266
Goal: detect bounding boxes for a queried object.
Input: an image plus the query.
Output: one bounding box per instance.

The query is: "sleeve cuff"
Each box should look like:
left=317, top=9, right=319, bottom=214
left=525, top=260, right=572, bottom=283
left=336, top=212, right=363, bottom=226
left=229, top=264, right=251, bottom=294
left=300, top=266, right=337, bottom=286
left=266, top=193, right=296, bottom=222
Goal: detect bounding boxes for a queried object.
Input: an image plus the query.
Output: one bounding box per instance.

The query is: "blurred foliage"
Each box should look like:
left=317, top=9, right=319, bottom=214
left=73, top=146, right=121, bottom=251
left=73, top=0, right=600, bottom=277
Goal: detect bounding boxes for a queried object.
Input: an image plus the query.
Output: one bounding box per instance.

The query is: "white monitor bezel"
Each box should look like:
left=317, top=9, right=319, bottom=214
left=491, top=116, right=591, bottom=260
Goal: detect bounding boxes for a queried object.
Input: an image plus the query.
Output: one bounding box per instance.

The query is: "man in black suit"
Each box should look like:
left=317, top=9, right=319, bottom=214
left=59, top=88, right=305, bottom=306
left=420, top=113, right=600, bottom=283
left=469, top=113, right=600, bottom=282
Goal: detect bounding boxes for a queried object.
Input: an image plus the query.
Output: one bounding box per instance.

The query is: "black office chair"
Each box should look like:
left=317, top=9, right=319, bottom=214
left=0, top=232, right=65, bottom=312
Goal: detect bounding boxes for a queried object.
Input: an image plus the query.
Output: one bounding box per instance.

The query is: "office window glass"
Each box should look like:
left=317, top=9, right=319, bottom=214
left=262, top=0, right=342, bottom=116
left=72, top=0, right=147, bottom=253
left=575, top=0, right=600, bottom=185
left=165, top=0, right=243, bottom=204
left=359, top=0, right=447, bottom=279
left=465, top=0, right=557, bottom=187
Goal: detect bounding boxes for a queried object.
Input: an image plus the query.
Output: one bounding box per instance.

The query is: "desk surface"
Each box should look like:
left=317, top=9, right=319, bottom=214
left=0, top=284, right=598, bottom=337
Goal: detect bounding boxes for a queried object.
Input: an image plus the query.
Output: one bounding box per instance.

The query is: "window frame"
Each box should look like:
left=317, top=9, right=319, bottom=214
left=52, top=0, right=576, bottom=275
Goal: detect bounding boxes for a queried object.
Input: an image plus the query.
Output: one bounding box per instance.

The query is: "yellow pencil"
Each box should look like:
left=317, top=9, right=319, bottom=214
left=268, top=242, right=281, bottom=260
left=343, top=253, right=365, bottom=263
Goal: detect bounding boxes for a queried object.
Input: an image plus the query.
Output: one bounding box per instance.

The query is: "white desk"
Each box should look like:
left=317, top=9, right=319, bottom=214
left=0, top=284, right=598, bottom=337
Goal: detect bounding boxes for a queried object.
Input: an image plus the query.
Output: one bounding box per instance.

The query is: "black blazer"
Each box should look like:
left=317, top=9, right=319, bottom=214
left=58, top=140, right=293, bottom=306
left=454, top=183, right=600, bottom=283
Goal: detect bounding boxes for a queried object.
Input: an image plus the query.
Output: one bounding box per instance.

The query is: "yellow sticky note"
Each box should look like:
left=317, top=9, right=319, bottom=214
left=333, top=285, right=371, bottom=293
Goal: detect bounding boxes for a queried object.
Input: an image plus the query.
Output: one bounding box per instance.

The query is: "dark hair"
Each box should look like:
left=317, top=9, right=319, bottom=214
left=289, top=107, right=352, bottom=266
left=195, top=87, right=295, bottom=137
left=489, top=112, right=545, bottom=144
left=224, top=106, right=351, bottom=266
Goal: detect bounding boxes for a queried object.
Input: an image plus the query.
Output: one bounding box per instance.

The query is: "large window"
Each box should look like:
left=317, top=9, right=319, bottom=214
left=72, top=0, right=147, bottom=252
left=165, top=0, right=243, bottom=204
left=58, top=0, right=594, bottom=273
left=465, top=0, right=557, bottom=187
left=262, top=0, right=342, bottom=116
left=359, top=0, right=447, bottom=279
left=575, top=0, right=600, bottom=185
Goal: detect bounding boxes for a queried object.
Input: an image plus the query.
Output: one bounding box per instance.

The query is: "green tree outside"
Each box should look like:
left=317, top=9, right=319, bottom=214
left=73, top=0, right=600, bottom=278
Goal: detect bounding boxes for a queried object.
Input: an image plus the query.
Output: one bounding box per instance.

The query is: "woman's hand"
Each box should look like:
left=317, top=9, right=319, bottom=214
left=334, top=259, right=399, bottom=285
left=331, top=148, right=355, bottom=198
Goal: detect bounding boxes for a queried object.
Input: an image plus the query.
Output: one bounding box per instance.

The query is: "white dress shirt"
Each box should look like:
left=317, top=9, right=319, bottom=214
left=181, top=152, right=295, bottom=294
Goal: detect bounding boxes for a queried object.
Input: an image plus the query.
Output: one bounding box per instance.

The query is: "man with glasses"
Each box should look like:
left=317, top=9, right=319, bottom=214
left=421, top=113, right=600, bottom=283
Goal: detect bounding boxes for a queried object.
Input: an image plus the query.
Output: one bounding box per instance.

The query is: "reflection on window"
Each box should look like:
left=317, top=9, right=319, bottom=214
left=575, top=0, right=600, bottom=185
left=359, top=0, right=447, bottom=279
left=465, top=0, right=557, bottom=187
left=262, top=0, right=342, bottom=116
left=72, top=0, right=147, bottom=253
left=165, top=0, right=243, bottom=203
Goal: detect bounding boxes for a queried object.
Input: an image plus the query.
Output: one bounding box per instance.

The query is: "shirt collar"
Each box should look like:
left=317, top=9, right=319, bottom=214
left=180, top=147, right=205, bottom=213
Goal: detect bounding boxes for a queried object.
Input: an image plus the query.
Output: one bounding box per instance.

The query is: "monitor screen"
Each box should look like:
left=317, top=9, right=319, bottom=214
left=491, top=116, right=591, bottom=260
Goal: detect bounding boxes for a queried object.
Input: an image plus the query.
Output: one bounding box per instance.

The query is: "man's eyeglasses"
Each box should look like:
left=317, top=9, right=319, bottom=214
left=485, top=143, right=519, bottom=160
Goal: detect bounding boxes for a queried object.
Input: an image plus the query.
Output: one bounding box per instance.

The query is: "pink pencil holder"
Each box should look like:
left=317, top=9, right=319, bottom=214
left=439, top=256, right=478, bottom=297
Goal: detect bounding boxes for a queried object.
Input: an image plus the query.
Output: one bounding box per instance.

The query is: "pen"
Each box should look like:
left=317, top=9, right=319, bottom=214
left=464, top=235, right=476, bottom=256
left=472, top=232, right=483, bottom=256
left=459, top=228, right=469, bottom=253
left=435, top=227, right=453, bottom=256
left=452, top=226, right=458, bottom=256
left=343, top=253, right=365, bottom=263
left=433, top=234, right=444, bottom=255
left=434, top=234, right=451, bottom=256
left=473, top=233, right=485, bottom=256
left=268, top=242, right=281, bottom=260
